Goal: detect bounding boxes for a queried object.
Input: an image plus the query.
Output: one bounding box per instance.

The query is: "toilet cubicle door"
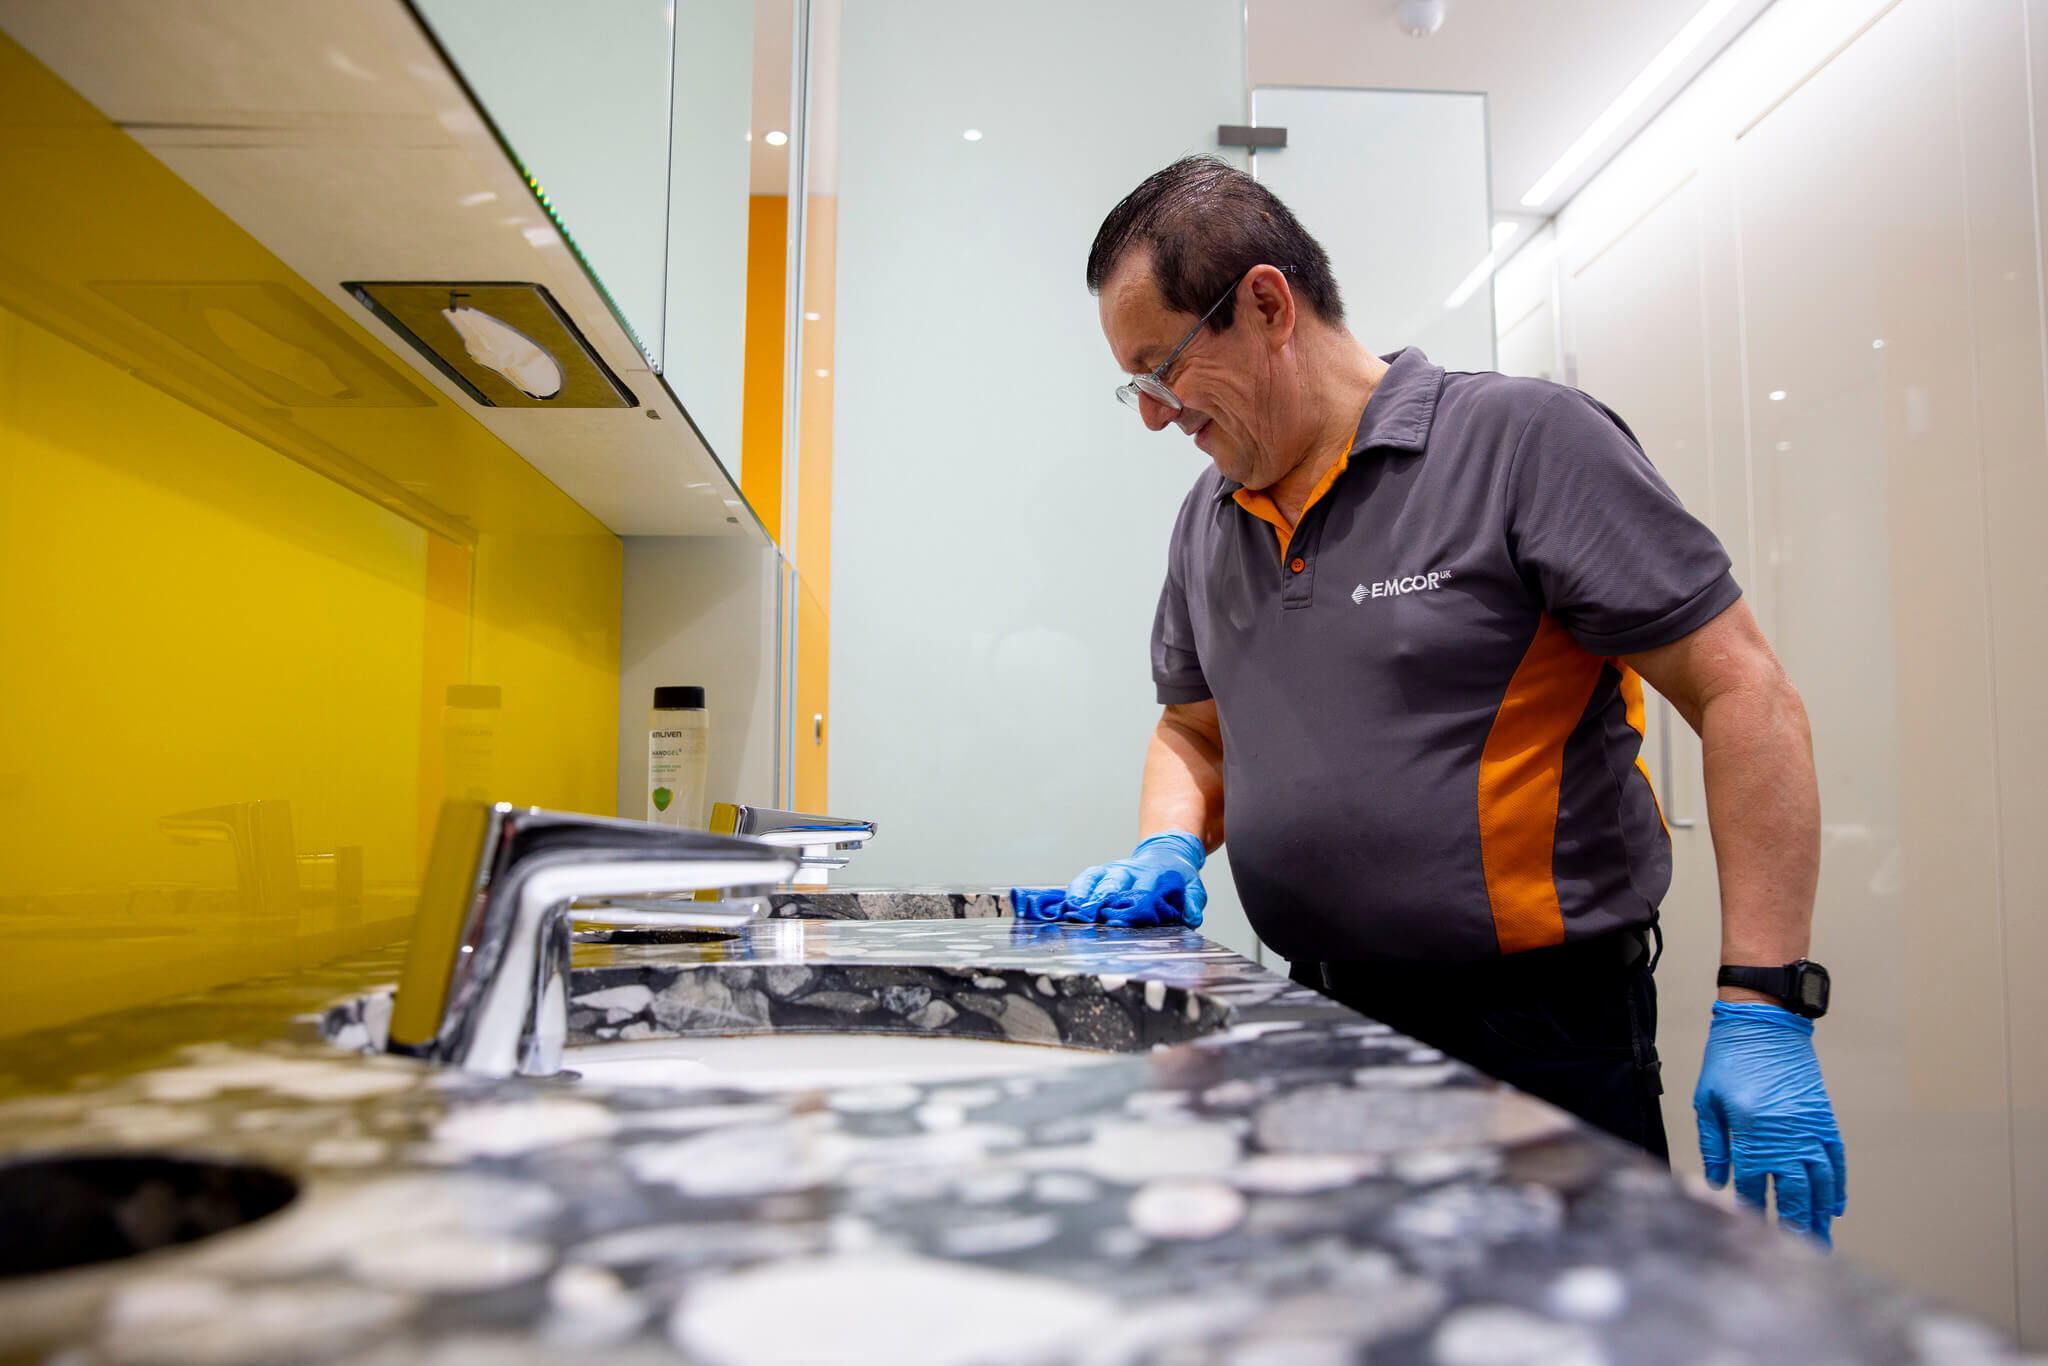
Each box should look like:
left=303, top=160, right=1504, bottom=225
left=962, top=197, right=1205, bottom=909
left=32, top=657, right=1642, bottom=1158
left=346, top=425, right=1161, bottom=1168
left=1249, top=86, right=1495, bottom=374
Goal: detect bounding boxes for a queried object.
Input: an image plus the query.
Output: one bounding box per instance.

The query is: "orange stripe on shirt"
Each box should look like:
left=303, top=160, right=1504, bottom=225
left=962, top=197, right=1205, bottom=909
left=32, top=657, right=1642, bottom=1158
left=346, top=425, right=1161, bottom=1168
left=1477, top=616, right=1606, bottom=954
left=1616, top=665, right=1668, bottom=834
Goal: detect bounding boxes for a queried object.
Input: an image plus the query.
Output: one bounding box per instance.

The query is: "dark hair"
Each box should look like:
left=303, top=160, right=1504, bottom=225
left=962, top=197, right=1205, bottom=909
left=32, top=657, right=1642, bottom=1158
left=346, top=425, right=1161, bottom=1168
left=1086, top=155, right=1344, bottom=330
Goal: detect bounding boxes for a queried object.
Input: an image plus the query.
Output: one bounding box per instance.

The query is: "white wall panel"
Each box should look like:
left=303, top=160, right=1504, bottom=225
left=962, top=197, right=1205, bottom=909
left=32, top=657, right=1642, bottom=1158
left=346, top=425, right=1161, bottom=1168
left=1558, top=0, right=2040, bottom=1339
left=619, top=538, right=782, bottom=822
left=1974, top=0, right=2048, bottom=1341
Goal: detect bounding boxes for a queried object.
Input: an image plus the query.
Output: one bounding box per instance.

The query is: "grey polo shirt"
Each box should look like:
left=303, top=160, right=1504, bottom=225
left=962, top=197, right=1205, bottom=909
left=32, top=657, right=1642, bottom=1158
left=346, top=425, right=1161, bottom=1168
left=1152, top=347, right=1740, bottom=964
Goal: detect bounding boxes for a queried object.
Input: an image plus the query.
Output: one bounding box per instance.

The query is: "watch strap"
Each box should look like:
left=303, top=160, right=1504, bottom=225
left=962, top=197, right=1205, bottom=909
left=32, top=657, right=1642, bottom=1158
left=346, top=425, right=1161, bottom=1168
left=1717, top=963, right=1797, bottom=1003
left=1719, top=961, right=1829, bottom=1017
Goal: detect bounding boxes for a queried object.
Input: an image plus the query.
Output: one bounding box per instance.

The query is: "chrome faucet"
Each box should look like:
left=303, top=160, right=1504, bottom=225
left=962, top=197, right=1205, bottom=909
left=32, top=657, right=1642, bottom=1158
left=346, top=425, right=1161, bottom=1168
left=710, top=803, right=876, bottom=875
left=386, top=801, right=800, bottom=1076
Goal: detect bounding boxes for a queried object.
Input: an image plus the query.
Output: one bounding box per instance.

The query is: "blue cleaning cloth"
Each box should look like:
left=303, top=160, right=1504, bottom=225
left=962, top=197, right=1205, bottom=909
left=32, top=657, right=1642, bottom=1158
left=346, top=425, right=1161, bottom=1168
left=1010, top=871, right=1197, bottom=927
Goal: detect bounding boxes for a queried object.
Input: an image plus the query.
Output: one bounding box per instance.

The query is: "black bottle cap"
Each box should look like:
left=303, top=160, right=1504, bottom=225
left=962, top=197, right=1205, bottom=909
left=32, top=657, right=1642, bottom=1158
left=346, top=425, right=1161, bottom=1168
left=653, top=685, right=705, bottom=710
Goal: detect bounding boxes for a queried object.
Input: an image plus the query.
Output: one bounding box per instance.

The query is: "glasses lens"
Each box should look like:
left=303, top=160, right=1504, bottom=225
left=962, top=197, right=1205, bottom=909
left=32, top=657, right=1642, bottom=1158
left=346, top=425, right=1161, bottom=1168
left=1135, top=375, right=1182, bottom=411
left=1116, top=382, right=1146, bottom=411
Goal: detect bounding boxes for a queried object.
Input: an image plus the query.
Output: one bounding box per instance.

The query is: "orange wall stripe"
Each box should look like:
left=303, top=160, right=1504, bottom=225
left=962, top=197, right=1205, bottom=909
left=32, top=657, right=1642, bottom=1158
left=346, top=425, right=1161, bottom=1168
left=740, top=194, right=788, bottom=541
left=1477, top=616, right=1606, bottom=953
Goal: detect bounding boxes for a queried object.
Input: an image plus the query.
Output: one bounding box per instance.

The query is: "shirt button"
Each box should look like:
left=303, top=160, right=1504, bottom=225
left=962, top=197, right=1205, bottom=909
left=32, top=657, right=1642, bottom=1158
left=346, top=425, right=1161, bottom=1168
left=1290, top=557, right=1306, bottom=573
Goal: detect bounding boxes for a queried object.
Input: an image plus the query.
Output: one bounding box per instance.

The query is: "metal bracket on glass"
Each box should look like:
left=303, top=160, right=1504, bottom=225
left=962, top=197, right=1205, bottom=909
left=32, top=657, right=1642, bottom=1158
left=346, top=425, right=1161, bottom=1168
left=1217, top=125, right=1287, bottom=150
left=1656, top=697, right=1700, bottom=830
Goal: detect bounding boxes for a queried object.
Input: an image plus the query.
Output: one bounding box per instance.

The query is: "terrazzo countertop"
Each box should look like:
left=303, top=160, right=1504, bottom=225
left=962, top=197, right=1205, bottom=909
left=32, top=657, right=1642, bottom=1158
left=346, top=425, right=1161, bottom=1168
left=0, top=907, right=2024, bottom=1365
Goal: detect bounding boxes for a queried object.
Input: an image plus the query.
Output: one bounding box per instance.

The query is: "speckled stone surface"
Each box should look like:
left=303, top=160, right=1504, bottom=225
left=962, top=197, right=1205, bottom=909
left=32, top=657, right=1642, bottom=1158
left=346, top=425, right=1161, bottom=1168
left=0, top=917, right=2023, bottom=1365
left=771, top=887, right=1012, bottom=921
left=571, top=889, right=1013, bottom=947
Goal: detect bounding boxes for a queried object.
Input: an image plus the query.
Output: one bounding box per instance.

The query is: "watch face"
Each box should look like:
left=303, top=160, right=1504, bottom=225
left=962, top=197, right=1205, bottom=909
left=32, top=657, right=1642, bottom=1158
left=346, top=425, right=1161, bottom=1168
left=1795, top=964, right=1830, bottom=1013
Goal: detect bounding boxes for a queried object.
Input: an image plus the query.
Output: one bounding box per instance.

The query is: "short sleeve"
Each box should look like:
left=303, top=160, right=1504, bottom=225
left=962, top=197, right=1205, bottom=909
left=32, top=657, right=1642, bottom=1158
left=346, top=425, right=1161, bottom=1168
left=1505, top=389, right=1741, bottom=654
left=1152, top=554, right=1211, bottom=705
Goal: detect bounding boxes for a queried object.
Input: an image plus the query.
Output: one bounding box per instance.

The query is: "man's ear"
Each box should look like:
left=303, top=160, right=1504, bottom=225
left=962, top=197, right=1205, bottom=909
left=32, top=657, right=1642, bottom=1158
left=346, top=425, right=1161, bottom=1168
left=1246, top=264, right=1296, bottom=348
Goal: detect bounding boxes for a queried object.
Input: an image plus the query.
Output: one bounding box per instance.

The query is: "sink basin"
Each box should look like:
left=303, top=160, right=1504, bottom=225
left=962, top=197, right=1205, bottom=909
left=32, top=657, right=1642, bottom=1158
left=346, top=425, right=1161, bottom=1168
left=562, top=1033, right=1112, bottom=1091
left=0, top=1154, right=298, bottom=1278
left=320, top=950, right=1233, bottom=1088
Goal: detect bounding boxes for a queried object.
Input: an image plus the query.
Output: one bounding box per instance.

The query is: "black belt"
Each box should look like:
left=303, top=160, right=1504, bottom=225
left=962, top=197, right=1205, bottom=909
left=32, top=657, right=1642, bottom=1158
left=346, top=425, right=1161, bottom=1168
left=1308, top=919, right=1662, bottom=995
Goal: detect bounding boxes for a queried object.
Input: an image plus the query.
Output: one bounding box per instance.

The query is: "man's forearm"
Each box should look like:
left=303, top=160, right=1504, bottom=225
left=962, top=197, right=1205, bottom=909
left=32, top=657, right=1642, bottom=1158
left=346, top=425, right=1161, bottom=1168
left=1139, top=707, right=1226, bottom=852
left=1698, top=676, right=1821, bottom=999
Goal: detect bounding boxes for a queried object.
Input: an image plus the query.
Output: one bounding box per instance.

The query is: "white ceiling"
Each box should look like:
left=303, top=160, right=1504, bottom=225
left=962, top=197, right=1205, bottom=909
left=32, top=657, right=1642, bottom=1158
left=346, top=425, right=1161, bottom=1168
left=1249, top=0, right=1775, bottom=223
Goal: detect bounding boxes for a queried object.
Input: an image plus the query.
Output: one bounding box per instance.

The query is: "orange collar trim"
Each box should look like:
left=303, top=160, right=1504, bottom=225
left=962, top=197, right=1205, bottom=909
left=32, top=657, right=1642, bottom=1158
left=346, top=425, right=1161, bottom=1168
left=1230, top=447, right=1353, bottom=555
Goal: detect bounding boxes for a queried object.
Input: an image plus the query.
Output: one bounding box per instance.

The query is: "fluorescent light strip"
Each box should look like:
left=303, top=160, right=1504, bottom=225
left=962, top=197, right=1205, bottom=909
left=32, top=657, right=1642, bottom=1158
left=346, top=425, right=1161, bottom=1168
left=1519, top=0, right=1742, bottom=209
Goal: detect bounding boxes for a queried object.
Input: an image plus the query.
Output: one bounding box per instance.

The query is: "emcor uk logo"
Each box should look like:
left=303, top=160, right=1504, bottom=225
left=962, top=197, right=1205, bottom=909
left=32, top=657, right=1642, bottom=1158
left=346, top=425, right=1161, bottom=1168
left=1352, top=570, right=1453, bottom=604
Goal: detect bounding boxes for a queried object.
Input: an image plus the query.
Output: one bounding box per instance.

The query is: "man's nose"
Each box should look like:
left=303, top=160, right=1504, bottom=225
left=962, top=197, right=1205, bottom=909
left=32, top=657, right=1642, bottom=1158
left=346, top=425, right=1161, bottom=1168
left=1139, top=392, right=1177, bottom=431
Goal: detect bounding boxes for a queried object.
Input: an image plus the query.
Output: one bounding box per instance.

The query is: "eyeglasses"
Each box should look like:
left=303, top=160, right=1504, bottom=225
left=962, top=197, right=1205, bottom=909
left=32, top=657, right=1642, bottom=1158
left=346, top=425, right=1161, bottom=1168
left=1115, top=269, right=1251, bottom=417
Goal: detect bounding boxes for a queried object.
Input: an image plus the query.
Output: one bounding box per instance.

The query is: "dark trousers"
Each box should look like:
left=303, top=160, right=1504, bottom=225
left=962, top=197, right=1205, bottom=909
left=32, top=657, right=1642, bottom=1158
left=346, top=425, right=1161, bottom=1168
left=1292, top=926, right=1670, bottom=1162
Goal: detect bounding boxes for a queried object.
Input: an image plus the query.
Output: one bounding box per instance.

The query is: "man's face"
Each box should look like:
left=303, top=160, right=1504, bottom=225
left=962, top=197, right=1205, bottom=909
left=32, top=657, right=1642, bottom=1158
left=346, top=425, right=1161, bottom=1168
left=1098, top=254, right=1281, bottom=489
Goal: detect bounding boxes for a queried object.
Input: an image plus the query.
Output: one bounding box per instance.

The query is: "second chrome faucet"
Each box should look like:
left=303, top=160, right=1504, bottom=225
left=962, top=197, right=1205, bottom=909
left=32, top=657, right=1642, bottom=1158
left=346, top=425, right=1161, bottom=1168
left=387, top=800, right=879, bottom=1077
left=386, top=802, right=801, bottom=1077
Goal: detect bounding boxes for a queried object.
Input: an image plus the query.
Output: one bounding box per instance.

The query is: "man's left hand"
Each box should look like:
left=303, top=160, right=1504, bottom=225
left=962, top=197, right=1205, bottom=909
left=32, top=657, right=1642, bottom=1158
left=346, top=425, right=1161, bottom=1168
left=1694, top=1000, right=1846, bottom=1245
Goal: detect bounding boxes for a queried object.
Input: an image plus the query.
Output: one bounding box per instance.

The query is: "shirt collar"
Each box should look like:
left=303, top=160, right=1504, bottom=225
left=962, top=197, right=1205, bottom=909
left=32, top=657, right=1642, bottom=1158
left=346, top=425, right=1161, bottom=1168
left=1211, top=346, right=1445, bottom=502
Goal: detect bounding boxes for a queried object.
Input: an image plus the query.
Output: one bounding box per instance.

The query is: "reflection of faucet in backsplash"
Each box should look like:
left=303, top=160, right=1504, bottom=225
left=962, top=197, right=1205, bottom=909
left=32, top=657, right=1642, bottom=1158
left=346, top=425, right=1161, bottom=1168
left=709, top=803, right=876, bottom=887
left=156, top=800, right=364, bottom=926
left=441, top=685, right=500, bottom=803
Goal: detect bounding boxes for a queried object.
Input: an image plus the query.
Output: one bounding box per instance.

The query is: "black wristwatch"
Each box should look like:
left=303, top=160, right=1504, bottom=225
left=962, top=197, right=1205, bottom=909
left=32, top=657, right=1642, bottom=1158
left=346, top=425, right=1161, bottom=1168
left=1717, top=959, right=1830, bottom=1018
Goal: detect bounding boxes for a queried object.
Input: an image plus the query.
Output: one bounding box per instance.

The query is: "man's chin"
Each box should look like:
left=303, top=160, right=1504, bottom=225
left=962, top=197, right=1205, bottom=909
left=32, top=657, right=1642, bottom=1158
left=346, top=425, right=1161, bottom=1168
left=1212, top=452, right=1262, bottom=488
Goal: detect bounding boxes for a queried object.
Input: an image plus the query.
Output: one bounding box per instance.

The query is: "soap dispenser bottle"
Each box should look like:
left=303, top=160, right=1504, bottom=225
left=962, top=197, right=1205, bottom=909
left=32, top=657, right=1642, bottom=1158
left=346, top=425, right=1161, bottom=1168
left=648, top=686, right=709, bottom=829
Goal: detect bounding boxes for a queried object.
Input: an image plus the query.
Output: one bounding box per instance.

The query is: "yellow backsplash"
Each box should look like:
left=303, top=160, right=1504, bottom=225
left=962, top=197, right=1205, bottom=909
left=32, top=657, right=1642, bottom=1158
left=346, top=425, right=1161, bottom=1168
left=0, top=34, right=621, bottom=1039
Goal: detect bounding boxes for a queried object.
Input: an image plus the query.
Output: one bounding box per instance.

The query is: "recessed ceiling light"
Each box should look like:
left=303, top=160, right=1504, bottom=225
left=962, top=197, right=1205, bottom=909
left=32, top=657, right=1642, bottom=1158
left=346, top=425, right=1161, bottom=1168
left=1776, top=441, right=1791, bottom=451
left=764, top=130, right=788, bottom=146
left=1768, top=390, right=1786, bottom=401
left=459, top=191, right=496, bottom=207
left=804, top=311, right=821, bottom=321
left=963, top=129, right=983, bottom=142
left=1872, top=338, right=1885, bottom=349
left=1520, top=0, right=1742, bottom=209
left=814, top=369, right=830, bottom=378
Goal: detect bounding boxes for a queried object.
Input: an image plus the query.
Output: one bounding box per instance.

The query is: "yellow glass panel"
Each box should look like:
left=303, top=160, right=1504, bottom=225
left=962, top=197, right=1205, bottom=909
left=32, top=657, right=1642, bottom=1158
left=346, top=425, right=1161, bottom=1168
left=0, top=33, right=620, bottom=1040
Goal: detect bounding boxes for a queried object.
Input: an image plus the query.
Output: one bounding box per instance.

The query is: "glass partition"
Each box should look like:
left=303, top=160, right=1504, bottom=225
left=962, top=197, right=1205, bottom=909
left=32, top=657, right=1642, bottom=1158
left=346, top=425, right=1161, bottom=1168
left=822, top=0, right=1265, bottom=960
left=1251, top=86, right=1494, bottom=371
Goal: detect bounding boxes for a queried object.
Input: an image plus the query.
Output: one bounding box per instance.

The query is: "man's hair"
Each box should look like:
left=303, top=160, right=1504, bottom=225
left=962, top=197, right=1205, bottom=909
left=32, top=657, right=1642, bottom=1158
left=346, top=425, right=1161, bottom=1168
left=1085, top=155, right=1344, bottom=331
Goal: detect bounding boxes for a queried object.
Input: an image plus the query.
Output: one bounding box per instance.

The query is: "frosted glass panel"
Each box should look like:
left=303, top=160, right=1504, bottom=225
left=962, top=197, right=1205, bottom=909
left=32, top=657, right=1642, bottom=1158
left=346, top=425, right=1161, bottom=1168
left=829, top=0, right=1263, bottom=958
left=1251, top=87, right=1493, bottom=371
left=663, top=0, right=752, bottom=468
left=415, top=0, right=675, bottom=368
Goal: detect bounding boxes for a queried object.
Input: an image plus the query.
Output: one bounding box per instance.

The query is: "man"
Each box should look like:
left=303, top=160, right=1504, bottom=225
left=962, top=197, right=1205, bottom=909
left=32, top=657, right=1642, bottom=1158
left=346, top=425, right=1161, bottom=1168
left=1066, top=157, right=1845, bottom=1242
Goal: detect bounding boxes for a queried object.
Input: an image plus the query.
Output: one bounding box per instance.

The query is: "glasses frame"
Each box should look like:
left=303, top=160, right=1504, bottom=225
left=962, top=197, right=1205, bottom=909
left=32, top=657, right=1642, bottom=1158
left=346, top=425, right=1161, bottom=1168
left=1115, top=267, right=1256, bottom=416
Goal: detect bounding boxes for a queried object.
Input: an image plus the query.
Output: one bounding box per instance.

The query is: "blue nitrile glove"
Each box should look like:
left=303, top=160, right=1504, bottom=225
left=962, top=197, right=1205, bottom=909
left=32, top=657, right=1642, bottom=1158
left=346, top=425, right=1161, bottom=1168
left=1010, top=876, right=1192, bottom=927
left=1064, top=831, right=1207, bottom=928
left=1695, top=1000, right=1846, bottom=1245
